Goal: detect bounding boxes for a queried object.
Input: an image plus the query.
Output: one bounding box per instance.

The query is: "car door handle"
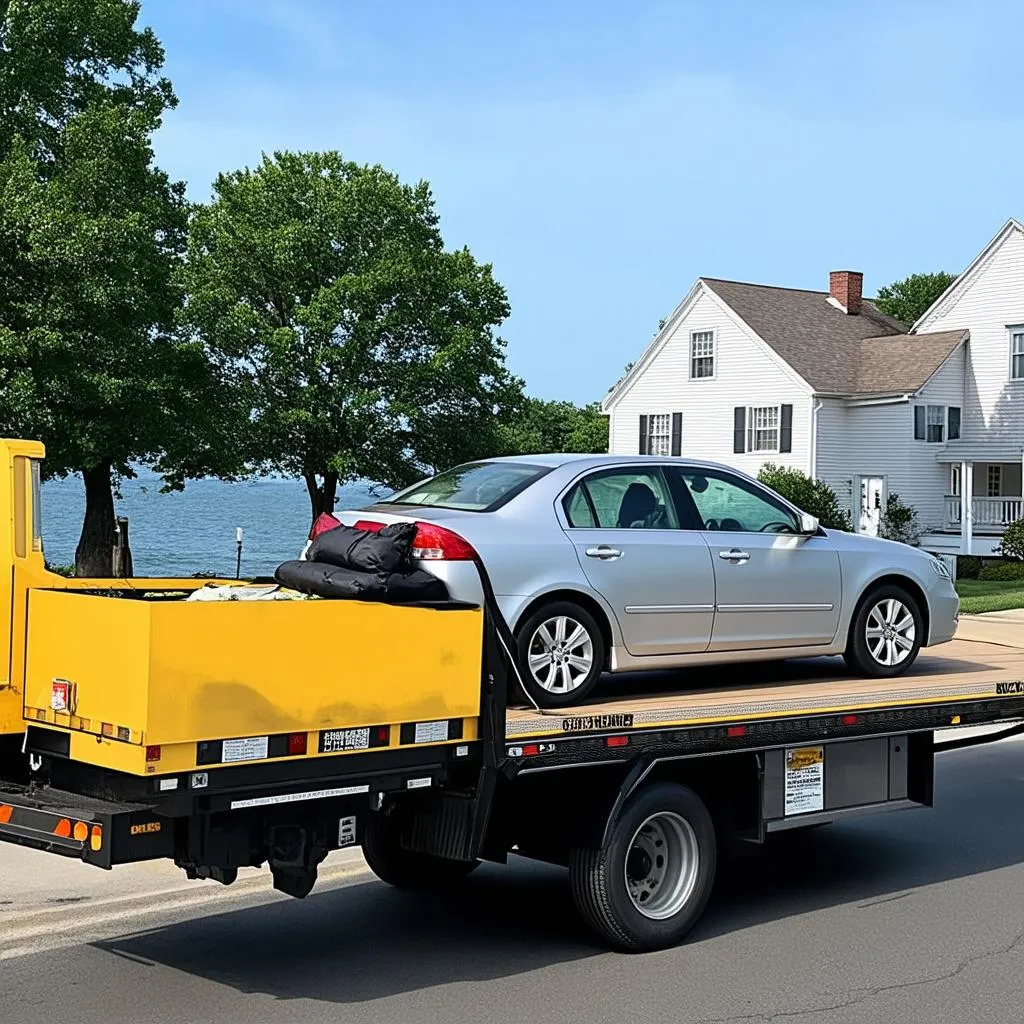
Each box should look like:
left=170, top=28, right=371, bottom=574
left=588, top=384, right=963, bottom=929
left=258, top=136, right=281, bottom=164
left=718, top=549, right=750, bottom=563
left=586, top=546, right=623, bottom=560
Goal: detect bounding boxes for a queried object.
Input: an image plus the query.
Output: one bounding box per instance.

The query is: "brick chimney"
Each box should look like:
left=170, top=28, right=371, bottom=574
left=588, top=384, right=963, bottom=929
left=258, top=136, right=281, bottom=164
left=829, top=270, right=863, bottom=315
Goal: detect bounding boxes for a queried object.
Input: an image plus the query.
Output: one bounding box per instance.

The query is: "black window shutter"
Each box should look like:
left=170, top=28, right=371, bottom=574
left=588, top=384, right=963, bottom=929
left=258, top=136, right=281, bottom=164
left=779, top=404, right=793, bottom=453
left=671, top=412, right=682, bottom=456
left=639, top=415, right=649, bottom=455
left=733, top=407, right=746, bottom=453
left=913, top=406, right=926, bottom=440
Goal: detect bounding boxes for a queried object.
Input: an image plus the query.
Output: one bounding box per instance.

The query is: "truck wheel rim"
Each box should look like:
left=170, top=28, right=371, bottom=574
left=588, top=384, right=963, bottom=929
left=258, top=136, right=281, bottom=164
left=865, top=598, right=916, bottom=666
left=624, top=811, right=700, bottom=920
left=527, top=615, right=594, bottom=693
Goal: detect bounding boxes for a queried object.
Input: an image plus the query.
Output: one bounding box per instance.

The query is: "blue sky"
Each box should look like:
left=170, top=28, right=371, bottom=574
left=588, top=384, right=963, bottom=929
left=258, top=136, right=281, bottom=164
left=145, top=0, right=1024, bottom=404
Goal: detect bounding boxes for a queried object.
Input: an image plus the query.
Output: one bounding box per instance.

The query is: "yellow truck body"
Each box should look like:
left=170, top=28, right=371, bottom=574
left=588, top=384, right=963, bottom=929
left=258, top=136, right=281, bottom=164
left=1, top=439, right=482, bottom=775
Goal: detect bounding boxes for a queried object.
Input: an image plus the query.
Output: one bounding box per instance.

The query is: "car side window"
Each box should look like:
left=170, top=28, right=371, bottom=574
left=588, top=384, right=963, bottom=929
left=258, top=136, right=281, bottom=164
left=566, top=469, right=679, bottom=530
left=675, top=468, right=799, bottom=533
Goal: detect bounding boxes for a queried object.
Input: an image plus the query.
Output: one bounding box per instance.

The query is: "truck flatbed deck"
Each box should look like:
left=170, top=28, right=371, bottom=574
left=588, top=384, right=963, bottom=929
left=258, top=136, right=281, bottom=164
left=506, top=640, right=1024, bottom=740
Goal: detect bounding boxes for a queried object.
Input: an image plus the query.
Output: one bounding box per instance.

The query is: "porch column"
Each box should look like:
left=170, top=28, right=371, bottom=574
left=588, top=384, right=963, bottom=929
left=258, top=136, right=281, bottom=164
left=961, top=460, right=973, bottom=555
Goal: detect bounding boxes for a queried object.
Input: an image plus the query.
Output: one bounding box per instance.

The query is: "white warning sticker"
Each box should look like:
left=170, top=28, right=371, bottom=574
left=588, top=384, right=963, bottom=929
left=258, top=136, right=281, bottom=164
left=414, top=720, right=449, bottom=744
left=222, top=736, right=269, bottom=763
left=784, top=746, right=824, bottom=816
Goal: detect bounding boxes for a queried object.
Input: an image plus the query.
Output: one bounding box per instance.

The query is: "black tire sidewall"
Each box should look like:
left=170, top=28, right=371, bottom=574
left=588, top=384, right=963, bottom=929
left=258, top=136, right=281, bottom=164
left=577, top=782, right=717, bottom=951
left=515, top=600, right=605, bottom=708
left=848, top=583, right=923, bottom=678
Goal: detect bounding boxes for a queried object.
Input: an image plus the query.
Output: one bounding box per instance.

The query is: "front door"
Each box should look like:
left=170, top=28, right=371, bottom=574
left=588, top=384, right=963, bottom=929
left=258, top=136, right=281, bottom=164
left=858, top=476, right=885, bottom=536
left=670, top=466, right=843, bottom=651
left=561, top=466, right=715, bottom=657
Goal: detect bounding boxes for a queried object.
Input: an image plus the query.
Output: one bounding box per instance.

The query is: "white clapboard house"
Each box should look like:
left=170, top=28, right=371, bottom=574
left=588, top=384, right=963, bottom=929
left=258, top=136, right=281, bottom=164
left=602, top=219, right=1024, bottom=560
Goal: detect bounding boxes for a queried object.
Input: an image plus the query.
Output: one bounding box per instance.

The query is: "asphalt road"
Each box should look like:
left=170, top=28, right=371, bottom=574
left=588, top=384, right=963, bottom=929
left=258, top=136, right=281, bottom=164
left=4, top=739, right=1024, bottom=1024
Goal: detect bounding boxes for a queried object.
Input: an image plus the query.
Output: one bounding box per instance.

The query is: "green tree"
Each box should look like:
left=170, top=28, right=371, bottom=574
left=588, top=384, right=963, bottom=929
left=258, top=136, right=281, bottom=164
left=874, top=271, right=956, bottom=326
left=757, top=464, right=853, bottom=531
left=0, top=0, right=214, bottom=576
left=182, top=151, right=518, bottom=524
left=496, top=397, right=608, bottom=455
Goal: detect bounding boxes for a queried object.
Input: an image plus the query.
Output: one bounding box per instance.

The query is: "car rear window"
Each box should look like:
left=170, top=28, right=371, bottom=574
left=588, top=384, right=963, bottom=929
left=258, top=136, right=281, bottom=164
left=382, top=462, right=549, bottom=512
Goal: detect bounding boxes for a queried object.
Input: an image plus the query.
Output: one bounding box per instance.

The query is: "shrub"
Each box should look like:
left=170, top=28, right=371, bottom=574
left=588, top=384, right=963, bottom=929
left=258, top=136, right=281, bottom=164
left=956, top=556, right=983, bottom=580
left=997, top=518, right=1024, bottom=562
left=979, top=560, right=1024, bottom=582
left=756, top=464, right=853, bottom=532
left=878, top=492, right=921, bottom=546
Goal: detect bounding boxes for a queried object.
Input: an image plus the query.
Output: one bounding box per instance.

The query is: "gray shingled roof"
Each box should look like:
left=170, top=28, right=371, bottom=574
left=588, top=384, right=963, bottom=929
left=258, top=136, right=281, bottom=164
left=702, top=278, right=966, bottom=395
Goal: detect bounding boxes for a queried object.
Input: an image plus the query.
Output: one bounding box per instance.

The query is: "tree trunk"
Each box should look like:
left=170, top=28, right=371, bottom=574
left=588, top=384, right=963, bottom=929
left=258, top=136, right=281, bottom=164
left=303, top=471, right=340, bottom=528
left=75, top=461, right=116, bottom=577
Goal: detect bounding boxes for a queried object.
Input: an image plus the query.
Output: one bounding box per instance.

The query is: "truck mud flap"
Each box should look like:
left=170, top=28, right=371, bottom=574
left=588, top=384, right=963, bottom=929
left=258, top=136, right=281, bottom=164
left=0, top=785, right=172, bottom=868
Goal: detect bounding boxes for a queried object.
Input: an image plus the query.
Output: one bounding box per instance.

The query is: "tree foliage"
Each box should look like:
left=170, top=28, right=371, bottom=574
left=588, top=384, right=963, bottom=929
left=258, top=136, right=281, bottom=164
left=496, top=398, right=608, bottom=456
left=757, top=464, right=852, bottom=531
left=998, top=518, right=1024, bottom=561
left=874, top=271, right=956, bottom=326
left=878, top=492, right=921, bottom=546
left=182, top=151, right=518, bottom=524
left=0, top=0, right=216, bottom=576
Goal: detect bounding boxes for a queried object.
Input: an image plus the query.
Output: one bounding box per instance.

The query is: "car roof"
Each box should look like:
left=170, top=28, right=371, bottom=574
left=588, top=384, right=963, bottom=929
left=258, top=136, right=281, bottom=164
left=480, top=453, right=738, bottom=472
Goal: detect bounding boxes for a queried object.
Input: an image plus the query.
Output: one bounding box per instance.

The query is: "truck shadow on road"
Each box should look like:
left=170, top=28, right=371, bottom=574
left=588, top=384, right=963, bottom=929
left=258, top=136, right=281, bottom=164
left=91, top=740, right=1024, bottom=1005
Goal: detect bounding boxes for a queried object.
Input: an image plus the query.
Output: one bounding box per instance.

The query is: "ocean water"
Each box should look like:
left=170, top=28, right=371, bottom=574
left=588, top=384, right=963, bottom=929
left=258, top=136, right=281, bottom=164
left=41, top=470, right=386, bottom=578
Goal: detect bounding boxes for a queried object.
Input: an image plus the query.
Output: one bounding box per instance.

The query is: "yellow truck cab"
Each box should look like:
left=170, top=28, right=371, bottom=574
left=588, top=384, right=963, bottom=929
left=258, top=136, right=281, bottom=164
left=2, top=436, right=1024, bottom=952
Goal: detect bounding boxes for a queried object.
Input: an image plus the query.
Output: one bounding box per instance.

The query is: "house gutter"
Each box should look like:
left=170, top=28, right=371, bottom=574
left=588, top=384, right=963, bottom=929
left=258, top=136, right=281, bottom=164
left=809, top=397, right=822, bottom=479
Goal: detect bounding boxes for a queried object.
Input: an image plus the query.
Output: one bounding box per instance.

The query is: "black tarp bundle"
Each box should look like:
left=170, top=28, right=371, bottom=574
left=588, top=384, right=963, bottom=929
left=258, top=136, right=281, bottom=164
left=275, top=522, right=450, bottom=603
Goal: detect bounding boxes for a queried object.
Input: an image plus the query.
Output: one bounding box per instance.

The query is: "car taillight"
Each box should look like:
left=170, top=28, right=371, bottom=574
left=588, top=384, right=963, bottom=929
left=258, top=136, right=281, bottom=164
left=309, top=512, right=341, bottom=541
left=411, top=522, right=476, bottom=561
left=354, top=520, right=385, bottom=533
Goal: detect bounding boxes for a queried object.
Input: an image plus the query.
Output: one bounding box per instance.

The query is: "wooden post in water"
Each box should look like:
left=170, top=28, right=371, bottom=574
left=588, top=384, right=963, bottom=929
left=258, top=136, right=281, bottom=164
left=113, top=516, right=134, bottom=578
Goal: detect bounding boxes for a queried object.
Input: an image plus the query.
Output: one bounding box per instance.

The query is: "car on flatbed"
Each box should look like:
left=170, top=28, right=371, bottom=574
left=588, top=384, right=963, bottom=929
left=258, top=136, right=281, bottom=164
left=338, top=454, right=961, bottom=707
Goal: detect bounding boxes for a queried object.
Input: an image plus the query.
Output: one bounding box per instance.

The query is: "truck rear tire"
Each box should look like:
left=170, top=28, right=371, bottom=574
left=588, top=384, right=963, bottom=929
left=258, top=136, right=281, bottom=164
left=362, top=809, right=479, bottom=891
left=569, top=781, right=716, bottom=952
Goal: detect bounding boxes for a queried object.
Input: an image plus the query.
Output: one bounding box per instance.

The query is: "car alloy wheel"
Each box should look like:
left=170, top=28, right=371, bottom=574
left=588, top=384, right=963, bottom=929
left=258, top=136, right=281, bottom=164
left=864, top=597, right=916, bottom=667
left=527, top=614, right=594, bottom=694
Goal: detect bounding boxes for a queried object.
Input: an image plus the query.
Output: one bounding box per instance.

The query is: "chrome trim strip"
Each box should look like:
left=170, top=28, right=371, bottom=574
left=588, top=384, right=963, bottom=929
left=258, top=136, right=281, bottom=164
left=716, top=603, right=835, bottom=613
left=624, top=604, right=715, bottom=614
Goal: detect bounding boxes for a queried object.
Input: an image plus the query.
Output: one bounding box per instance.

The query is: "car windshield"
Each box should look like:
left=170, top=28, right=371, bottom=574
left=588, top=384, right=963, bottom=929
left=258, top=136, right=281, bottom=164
left=383, top=462, right=549, bottom=512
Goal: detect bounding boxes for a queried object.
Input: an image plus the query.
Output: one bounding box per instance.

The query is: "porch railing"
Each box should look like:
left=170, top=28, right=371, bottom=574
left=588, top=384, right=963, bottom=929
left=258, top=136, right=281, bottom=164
left=944, top=495, right=1024, bottom=530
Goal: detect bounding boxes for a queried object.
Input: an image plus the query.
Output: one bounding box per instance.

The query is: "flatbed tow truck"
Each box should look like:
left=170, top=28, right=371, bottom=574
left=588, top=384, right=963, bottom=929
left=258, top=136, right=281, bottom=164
left=2, top=438, right=1024, bottom=951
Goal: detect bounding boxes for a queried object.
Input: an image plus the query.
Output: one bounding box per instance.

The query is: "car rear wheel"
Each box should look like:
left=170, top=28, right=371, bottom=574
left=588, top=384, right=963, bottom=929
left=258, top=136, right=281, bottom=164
left=514, top=600, right=605, bottom=708
left=844, top=584, right=923, bottom=678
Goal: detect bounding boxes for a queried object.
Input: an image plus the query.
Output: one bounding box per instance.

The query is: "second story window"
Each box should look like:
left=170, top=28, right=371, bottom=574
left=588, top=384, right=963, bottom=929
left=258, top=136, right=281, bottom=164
left=1012, top=327, right=1024, bottom=381
left=914, top=404, right=951, bottom=443
left=690, top=331, right=715, bottom=379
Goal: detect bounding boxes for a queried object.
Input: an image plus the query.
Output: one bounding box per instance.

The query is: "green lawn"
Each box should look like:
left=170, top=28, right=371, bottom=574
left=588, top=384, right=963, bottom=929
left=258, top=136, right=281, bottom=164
left=956, top=579, right=1024, bottom=615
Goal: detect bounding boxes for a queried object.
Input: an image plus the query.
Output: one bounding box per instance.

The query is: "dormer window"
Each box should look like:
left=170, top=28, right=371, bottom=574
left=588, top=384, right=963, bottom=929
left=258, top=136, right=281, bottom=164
left=690, top=331, right=715, bottom=379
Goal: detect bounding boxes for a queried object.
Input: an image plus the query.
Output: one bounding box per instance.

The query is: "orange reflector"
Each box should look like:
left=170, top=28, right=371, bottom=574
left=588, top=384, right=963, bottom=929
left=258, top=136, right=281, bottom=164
left=54, top=818, right=72, bottom=838
left=90, top=825, right=103, bottom=851
left=101, top=722, right=116, bottom=737
left=0, top=804, right=12, bottom=825
left=73, top=821, right=88, bottom=841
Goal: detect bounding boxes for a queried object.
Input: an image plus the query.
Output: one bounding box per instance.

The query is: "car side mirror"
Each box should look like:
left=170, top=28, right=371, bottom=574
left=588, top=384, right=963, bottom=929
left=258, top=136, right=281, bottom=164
left=798, top=513, right=820, bottom=535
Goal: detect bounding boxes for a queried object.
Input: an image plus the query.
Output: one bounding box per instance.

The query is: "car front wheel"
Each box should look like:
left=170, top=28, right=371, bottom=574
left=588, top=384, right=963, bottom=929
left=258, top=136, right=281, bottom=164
left=514, top=600, right=605, bottom=708
left=844, top=584, right=924, bottom=678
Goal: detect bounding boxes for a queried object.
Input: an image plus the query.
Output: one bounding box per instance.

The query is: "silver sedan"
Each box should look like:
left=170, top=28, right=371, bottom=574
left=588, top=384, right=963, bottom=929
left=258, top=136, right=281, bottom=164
left=338, top=454, right=960, bottom=708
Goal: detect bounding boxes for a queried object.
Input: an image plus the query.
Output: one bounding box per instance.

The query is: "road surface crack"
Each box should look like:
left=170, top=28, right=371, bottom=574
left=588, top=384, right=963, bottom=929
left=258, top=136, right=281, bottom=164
left=697, top=926, right=1024, bottom=1024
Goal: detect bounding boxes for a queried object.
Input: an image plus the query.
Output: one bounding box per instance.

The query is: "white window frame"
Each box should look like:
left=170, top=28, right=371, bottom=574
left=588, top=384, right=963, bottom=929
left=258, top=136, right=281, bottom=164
left=925, top=404, right=945, bottom=443
left=1011, top=326, right=1024, bottom=382
left=646, top=412, right=672, bottom=457
left=987, top=464, right=1002, bottom=498
left=689, top=330, right=716, bottom=380
left=950, top=465, right=961, bottom=496
left=746, top=405, right=780, bottom=454
left=947, top=406, right=961, bottom=441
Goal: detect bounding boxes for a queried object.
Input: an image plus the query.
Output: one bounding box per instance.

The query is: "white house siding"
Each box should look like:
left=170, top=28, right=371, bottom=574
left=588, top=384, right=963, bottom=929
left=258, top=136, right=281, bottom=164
left=916, top=227, right=1024, bottom=445
left=815, top=400, right=949, bottom=533
left=607, top=287, right=812, bottom=477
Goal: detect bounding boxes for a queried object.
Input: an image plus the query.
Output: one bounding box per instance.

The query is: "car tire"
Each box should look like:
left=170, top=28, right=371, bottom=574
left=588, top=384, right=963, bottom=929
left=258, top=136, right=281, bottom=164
left=363, top=807, right=480, bottom=891
left=514, top=600, right=605, bottom=708
left=844, top=583, right=924, bottom=678
left=569, top=782, right=717, bottom=952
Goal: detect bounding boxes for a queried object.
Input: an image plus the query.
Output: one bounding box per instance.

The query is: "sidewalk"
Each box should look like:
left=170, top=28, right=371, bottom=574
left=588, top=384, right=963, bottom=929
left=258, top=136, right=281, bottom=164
left=955, top=609, right=1024, bottom=649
